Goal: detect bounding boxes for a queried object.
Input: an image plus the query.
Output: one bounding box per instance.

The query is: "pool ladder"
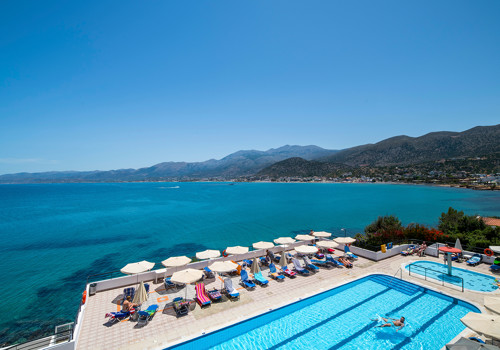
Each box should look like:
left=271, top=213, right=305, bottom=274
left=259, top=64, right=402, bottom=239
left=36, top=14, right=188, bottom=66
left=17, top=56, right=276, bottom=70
left=387, top=267, right=402, bottom=289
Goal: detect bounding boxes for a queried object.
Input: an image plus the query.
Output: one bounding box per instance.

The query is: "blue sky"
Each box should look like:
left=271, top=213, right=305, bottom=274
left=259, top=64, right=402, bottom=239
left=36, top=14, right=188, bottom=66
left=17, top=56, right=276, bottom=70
left=1, top=1, right=499, bottom=174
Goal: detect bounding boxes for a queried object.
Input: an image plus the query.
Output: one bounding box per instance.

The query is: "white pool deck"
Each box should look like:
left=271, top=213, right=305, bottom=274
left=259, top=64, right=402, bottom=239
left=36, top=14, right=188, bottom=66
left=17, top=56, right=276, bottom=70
left=76, top=254, right=500, bottom=350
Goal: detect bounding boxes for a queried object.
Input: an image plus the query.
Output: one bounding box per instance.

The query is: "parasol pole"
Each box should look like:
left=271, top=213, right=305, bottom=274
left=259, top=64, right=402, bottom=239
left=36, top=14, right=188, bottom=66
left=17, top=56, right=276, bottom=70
left=447, top=253, right=452, bottom=275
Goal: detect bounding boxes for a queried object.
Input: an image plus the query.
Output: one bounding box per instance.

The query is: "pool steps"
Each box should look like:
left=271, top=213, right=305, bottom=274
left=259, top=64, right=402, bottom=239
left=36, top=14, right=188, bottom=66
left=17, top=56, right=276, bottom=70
left=371, top=275, right=424, bottom=296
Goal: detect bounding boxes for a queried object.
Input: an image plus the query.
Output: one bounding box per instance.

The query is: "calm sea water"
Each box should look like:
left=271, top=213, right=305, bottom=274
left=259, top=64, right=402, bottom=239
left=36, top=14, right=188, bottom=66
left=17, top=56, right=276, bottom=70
left=0, top=182, right=499, bottom=344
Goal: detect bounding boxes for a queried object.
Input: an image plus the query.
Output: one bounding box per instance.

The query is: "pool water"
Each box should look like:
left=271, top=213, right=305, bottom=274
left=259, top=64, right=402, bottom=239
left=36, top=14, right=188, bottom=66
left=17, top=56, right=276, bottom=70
left=167, top=274, right=479, bottom=350
left=405, top=261, right=498, bottom=292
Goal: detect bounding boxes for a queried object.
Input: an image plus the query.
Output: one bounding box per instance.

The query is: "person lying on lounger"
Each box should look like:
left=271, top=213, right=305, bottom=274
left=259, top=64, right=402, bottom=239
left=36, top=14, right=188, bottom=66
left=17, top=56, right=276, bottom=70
left=372, top=316, right=405, bottom=331
left=122, top=296, right=138, bottom=312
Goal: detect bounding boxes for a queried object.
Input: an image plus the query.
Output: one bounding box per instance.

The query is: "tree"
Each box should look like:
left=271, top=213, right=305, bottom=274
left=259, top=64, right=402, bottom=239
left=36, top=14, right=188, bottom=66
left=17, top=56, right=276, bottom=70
left=365, top=215, right=403, bottom=234
left=438, top=207, right=464, bottom=234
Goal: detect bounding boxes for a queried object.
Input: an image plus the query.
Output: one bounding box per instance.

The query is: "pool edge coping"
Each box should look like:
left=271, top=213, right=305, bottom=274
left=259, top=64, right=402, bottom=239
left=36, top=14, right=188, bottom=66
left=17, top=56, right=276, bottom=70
left=401, top=259, right=499, bottom=295
left=157, top=271, right=485, bottom=350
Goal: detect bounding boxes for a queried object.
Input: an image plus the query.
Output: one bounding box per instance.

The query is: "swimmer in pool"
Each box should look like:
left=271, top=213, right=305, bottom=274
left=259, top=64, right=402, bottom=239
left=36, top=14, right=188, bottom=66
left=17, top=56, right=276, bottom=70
left=372, top=316, right=405, bottom=331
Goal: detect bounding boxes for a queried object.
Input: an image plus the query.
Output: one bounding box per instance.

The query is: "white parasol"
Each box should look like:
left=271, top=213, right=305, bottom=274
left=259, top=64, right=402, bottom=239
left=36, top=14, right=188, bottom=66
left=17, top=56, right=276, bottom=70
left=313, top=231, right=332, bottom=238
left=317, top=240, right=339, bottom=249
left=295, top=234, right=315, bottom=241
left=460, top=312, right=500, bottom=340
left=484, top=296, right=500, bottom=315
left=196, top=250, right=221, bottom=260
left=225, top=246, right=249, bottom=255
left=132, top=281, right=148, bottom=305
left=274, top=237, right=296, bottom=245
left=161, top=256, right=191, bottom=267
left=120, top=260, right=155, bottom=275
left=252, top=241, right=274, bottom=250
left=334, top=237, right=356, bottom=245
left=294, top=245, right=318, bottom=255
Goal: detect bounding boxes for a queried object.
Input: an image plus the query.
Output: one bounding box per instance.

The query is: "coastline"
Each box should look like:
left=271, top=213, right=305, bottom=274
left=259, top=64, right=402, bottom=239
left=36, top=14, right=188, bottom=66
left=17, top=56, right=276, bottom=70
left=0, top=180, right=497, bottom=191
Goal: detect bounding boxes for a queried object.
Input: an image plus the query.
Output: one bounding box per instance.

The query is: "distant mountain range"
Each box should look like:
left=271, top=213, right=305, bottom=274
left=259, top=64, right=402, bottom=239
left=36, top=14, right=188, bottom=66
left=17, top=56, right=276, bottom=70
left=258, top=124, right=500, bottom=177
left=317, top=125, right=500, bottom=167
left=0, top=145, right=338, bottom=183
left=1, top=124, right=498, bottom=183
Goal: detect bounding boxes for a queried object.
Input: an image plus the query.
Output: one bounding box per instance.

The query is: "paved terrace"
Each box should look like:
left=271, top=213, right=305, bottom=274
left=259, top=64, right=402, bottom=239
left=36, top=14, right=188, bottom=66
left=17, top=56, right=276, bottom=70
left=77, top=254, right=500, bottom=350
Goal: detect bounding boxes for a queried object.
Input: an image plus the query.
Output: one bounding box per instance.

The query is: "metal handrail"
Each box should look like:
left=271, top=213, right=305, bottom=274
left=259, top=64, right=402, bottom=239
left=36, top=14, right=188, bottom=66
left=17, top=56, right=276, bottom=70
left=86, top=270, right=123, bottom=285
left=409, top=263, right=464, bottom=292
left=387, top=267, right=402, bottom=289
left=4, top=329, right=73, bottom=350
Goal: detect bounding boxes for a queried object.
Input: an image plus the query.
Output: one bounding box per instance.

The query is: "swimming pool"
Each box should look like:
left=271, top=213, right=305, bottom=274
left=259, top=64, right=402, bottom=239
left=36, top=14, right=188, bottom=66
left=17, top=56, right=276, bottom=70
left=405, top=261, right=498, bottom=292
left=166, top=274, right=479, bottom=350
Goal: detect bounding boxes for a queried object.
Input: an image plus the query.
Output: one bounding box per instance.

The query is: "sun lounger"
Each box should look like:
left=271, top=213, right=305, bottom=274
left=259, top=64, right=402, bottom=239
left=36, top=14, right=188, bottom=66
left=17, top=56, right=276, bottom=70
left=137, top=304, right=158, bottom=326
left=203, top=267, right=215, bottom=279
left=268, top=251, right=281, bottom=263
left=292, top=258, right=310, bottom=275
left=123, top=287, right=135, bottom=301
left=303, top=256, right=319, bottom=272
left=268, top=263, right=285, bottom=281
left=240, top=270, right=256, bottom=289
left=206, top=287, right=222, bottom=301
left=280, top=265, right=297, bottom=278
left=450, top=253, right=465, bottom=263
left=165, top=277, right=182, bottom=291
left=466, top=253, right=482, bottom=266
left=490, top=260, right=500, bottom=271
left=173, top=297, right=189, bottom=317
left=105, top=309, right=136, bottom=323
left=344, top=245, right=358, bottom=260
left=253, top=271, right=269, bottom=286
left=259, top=256, right=269, bottom=266
left=311, top=259, right=329, bottom=268
left=490, top=264, right=500, bottom=272
left=401, top=245, right=416, bottom=256
left=326, top=254, right=343, bottom=267
left=327, top=248, right=335, bottom=254
left=243, top=259, right=253, bottom=267
left=195, top=282, right=212, bottom=307
left=222, top=278, right=240, bottom=299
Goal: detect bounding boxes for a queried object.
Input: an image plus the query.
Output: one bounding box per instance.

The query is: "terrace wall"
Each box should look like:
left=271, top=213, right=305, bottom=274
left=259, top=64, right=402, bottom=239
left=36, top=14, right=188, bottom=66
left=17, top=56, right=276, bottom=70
left=92, top=241, right=307, bottom=293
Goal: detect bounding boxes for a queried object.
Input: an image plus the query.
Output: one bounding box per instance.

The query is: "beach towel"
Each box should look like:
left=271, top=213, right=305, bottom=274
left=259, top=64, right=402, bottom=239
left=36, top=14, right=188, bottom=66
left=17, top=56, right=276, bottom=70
left=195, top=283, right=211, bottom=306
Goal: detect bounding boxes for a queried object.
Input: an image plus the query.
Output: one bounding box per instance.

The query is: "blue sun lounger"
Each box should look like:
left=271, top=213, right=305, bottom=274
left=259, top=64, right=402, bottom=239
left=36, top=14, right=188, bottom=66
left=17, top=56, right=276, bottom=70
left=253, top=271, right=269, bottom=286
left=203, top=267, right=215, bottom=279
left=326, top=254, right=343, bottom=267
left=243, top=259, right=253, bottom=267
left=268, top=251, right=281, bottom=263
left=344, top=245, right=358, bottom=260
left=466, top=253, right=482, bottom=266
left=292, top=258, right=310, bottom=275
left=137, top=304, right=158, bottom=326
left=123, top=287, right=135, bottom=301
left=303, top=256, right=319, bottom=272
left=490, top=264, right=500, bottom=272
left=240, top=270, right=256, bottom=289
left=310, top=258, right=329, bottom=268
left=268, top=263, right=285, bottom=281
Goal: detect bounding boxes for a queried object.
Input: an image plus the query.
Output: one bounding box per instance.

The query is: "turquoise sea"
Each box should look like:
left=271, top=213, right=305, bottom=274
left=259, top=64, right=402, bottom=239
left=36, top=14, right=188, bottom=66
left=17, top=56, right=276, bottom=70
left=0, top=182, right=499, bottom=345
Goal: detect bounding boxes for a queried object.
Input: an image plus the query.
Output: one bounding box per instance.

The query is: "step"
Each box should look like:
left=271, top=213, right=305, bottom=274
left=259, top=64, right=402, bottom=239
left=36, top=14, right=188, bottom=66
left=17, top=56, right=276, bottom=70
left=371, top=274, right=423, bottom=296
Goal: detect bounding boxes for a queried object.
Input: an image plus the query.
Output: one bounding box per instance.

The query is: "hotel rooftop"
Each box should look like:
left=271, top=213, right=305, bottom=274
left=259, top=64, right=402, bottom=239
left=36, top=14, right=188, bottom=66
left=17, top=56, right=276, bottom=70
left=8, top=242, right=500, bottom=350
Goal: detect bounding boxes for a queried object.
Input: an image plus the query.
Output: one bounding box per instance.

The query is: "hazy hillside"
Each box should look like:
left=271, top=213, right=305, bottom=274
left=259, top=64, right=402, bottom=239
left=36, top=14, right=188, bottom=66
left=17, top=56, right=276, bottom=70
left=318, top=124, right=500, bottom=167
left=0, top=145, right=338, bottom=183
